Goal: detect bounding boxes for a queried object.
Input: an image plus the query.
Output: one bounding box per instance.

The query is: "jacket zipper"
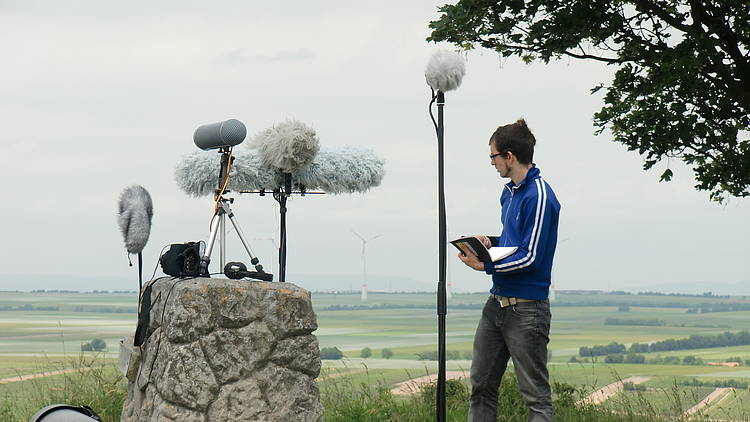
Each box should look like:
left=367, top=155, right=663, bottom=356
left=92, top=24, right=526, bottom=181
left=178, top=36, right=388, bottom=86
left=502, top=186, right=514, bottom=247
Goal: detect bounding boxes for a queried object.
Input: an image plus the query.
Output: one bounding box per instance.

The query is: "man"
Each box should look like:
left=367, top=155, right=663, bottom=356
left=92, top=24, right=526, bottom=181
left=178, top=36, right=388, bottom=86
left=458, top=119, right=560, bottom=422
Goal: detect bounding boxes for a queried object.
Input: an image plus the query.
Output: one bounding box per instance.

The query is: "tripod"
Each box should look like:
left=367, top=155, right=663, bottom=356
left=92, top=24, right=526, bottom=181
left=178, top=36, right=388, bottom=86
left=198, top=148, right=268, bottom=278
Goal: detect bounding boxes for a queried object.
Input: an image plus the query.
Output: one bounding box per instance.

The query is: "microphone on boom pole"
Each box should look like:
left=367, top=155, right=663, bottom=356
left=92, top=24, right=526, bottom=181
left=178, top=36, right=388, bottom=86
left=425, top=49, right=466, bottom=422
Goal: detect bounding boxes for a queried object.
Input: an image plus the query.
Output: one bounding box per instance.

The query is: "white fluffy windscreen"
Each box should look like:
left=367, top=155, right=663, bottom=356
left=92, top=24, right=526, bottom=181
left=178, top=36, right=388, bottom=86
left=117, top=185, right=153, bottom=254
left=425, top=49, right=466, bottom=92
left=249, top=119, right=320, bottom=173
left=174, top=147, right=385, bottom=196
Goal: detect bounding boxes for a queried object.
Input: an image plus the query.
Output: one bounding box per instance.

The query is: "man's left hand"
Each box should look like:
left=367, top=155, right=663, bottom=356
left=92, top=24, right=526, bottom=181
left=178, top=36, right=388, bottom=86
left=457, top=245, right=485, bottom=271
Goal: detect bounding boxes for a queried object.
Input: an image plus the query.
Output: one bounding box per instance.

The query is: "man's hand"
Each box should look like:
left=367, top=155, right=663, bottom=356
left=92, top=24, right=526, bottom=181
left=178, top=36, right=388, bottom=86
left=457, top=244, right=485, bottom=271
left=476, top=235, right=491, bottom=248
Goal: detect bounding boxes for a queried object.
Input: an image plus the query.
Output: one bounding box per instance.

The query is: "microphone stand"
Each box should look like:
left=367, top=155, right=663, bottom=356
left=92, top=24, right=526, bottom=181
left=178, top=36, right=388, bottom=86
left=241, top=176, right=324, bottom=283
left=273, top=174, right=292, bottom=283
left=430, top=89, right=447, bottom=422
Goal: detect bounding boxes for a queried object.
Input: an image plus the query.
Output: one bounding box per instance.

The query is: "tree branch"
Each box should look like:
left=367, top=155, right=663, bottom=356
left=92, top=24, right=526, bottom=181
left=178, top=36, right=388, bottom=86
left=689, top=0, right=750, bottom=91
left=487, top=41, right=624, bottom=63
left=629, top=0, right=692, bottom=33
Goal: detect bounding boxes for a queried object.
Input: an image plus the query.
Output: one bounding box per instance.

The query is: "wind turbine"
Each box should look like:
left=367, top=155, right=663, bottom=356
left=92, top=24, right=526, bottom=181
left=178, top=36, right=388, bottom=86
left=352, top=230, right=381, bottom=302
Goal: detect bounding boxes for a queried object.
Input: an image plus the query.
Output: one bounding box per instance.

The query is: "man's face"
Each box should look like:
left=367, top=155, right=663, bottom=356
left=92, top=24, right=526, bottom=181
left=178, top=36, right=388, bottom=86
left=490, top=143, right=510, bottom=178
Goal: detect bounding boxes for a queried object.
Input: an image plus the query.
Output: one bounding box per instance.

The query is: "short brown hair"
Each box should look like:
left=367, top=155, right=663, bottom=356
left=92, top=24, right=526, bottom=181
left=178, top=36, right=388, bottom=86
left=489, top=119, right=536, bottom=165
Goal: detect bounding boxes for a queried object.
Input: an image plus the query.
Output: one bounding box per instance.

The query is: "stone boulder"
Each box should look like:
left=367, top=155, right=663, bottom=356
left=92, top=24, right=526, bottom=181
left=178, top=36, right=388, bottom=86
left=120, top=277, right=322, bottom=422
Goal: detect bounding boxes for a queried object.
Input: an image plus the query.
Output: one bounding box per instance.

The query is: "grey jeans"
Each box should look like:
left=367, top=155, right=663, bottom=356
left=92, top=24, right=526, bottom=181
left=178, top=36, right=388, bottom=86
left=468, top=297, right=553, bottom=422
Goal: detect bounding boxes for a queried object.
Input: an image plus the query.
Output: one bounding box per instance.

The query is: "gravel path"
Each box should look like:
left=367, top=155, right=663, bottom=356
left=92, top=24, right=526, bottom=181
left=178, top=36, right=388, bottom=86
left=577, top=376, right=652, bottom=405
left=390, top=370, right=469, bottom=395
left=683, top=387, right=735, bottom=417
left=0, top=368, right=88, bottom=385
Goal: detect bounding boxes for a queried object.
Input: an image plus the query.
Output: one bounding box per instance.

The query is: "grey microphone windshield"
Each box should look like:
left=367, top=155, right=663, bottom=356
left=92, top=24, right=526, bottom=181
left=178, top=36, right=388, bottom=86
left=425, top=49, right=466, bottom=92
left=193, top=119, right=247, bottom=150
left=118, top=185, right=153, bottom=254
left=175, top=147, right=385, bottom=196
left=250, top=119, right=320, bottom=173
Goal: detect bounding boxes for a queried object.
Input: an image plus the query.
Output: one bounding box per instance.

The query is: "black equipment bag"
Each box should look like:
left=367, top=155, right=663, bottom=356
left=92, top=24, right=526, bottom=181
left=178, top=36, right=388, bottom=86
left=159, top=242, right=202, bottom=277
left=29, top=404, right=101, bottom=421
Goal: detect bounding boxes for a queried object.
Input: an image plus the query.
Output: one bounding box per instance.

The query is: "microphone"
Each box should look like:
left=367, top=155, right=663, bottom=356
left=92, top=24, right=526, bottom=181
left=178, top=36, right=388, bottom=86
left=425, top=49, right=466, bottom=92
left=250, top=119, right=320, bottom=173
left=175, top=146, right=384, bottom=196
left=117, top=185, right=153, bottom=254
left=193, top=119, right=247, bottom=151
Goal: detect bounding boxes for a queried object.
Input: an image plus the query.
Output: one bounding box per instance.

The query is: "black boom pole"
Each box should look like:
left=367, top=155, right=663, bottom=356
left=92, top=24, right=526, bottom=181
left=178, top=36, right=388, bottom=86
left=434, top=90, right=447, bottom=422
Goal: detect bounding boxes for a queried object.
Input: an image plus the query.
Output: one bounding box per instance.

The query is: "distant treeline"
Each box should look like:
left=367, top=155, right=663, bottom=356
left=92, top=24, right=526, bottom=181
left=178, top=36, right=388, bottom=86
left=29, top=289, right=137, bottom=294
left=74, top=306, right=136, bottom=314
left=320, top=303, right=483, bottom=311
left=580, top=330, right=750, bottom=357
left=604, top=318, right=666, bottom=326
left=0, top=304, right=59, bottom=311
left=680, top=378, right=749, bottom=388
left=0, top=303, right=136, bottom=313
left=554, top=300, right=750, bottom=312
left=320, top=300, right=750, bottom=312
left=685, top=303, right=750, bottom=313
left=582, top=354, right=746, bottom=367
left=636, top=291, right=731, bottom=299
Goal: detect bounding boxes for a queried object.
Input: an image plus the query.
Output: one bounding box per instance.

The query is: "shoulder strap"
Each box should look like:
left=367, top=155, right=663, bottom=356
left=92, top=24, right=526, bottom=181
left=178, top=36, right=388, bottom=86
left=134, top=280, right=154, bottom=347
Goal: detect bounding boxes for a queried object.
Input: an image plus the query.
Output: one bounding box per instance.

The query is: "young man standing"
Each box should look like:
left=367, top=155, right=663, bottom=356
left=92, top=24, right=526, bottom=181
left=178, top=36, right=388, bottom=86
left=458, top=119, right=560, bottom=422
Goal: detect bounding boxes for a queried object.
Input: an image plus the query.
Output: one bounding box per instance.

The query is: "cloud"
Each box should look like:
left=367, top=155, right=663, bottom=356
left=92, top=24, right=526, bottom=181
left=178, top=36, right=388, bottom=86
left=219, top=48, right=317, bottom=66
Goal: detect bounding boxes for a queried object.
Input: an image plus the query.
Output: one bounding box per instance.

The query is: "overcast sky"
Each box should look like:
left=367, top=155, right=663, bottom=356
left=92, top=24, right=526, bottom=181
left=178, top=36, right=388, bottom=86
left=0, top=1, right=747, bottom=294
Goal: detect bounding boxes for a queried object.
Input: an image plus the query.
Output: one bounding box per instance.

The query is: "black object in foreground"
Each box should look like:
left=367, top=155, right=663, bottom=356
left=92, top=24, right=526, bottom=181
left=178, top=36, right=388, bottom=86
left=450, top=236, right=518, bottom=263
left=224, top=261, right=273, bottom=282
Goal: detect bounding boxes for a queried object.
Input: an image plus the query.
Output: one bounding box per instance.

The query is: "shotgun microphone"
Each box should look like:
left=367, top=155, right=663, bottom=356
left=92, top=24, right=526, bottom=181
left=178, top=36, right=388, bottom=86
left=193, top=119, right=247, bottom=151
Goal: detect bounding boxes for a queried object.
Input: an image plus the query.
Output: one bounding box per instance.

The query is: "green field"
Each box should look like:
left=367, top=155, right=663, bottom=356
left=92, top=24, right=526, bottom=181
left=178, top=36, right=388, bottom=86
left=2, top=290, right=750, bottom=418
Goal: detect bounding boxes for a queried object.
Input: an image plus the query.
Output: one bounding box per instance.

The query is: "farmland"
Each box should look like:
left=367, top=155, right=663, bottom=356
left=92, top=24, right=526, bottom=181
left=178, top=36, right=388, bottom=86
left=1, top=289, right=750, bottom=419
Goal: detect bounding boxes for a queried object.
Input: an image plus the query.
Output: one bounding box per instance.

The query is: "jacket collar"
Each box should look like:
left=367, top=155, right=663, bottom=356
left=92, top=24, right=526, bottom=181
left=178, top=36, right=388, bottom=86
left=506, top=165, right=539, bottom=190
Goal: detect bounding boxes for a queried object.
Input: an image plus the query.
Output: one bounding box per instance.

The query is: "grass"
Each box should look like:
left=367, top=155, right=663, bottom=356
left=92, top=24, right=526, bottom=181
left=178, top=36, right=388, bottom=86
left=3, top=291, right=750, bottom=420
left=0, top=354, right=126, bottom=422
left=602, top=386, right=716, bottom=416
left=1, top=356, right=749, bottom=421
left=705, top=388, right=750, bottom=421
left=320, top=369, right=684, bottom=422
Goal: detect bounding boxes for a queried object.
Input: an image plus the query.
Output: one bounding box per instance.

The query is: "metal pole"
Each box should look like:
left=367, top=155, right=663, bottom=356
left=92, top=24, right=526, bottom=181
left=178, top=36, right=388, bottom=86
left=279, top=195, right=287, bottom=283
left=436, top=90, right=447, bottom=422
left=220, top=214, right=226, bottom=269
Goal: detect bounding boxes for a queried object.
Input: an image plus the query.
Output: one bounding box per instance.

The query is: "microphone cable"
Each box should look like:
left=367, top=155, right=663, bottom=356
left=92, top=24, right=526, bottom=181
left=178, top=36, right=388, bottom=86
left=428, top=88, right=439, bottom=135
left=210, top=147, right=235, bottom=229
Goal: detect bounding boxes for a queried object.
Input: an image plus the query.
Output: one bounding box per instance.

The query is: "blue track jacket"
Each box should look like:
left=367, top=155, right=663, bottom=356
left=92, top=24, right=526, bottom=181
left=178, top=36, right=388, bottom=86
left=484, top=166, right=560, bottom=300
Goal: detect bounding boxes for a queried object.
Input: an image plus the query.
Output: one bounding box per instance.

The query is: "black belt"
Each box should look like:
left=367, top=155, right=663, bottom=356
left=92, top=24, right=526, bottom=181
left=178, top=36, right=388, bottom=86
left=492, top=295, right=536, bottom=308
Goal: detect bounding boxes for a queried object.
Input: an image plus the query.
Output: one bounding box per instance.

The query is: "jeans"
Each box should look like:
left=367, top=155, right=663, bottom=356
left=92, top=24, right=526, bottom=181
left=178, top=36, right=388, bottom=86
left=468, top=297, right=553, bottom=422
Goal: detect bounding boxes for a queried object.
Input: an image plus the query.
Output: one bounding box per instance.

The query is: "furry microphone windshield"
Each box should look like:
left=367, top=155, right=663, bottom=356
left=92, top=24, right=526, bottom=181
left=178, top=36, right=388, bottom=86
left=425, top=49, right=466, bottom=92
left=250, top=119, right=320, bottom=173
left=175, top=147, right=385, bottom=196
left=117, top=185, right=153, bottom=254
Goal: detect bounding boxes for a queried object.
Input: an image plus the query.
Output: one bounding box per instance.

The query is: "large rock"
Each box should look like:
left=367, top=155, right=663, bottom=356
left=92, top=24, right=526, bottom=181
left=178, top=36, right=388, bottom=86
left=120, top=277, right=322, bottom=422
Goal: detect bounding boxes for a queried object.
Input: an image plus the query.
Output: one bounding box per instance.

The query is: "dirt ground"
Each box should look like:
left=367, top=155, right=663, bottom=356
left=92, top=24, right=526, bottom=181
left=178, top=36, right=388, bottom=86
left=0, top=368, right=88, bottom=385
left=577, top=376, right=652, bottom=405
left=683, top=387, right=735, bottom=416
left=390, top=370, right=469, bottom=395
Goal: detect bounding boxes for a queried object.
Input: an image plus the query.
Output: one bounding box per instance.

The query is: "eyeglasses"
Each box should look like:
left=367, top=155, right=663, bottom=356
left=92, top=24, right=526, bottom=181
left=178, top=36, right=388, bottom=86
left=489, top=152, right=505, bottom=160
